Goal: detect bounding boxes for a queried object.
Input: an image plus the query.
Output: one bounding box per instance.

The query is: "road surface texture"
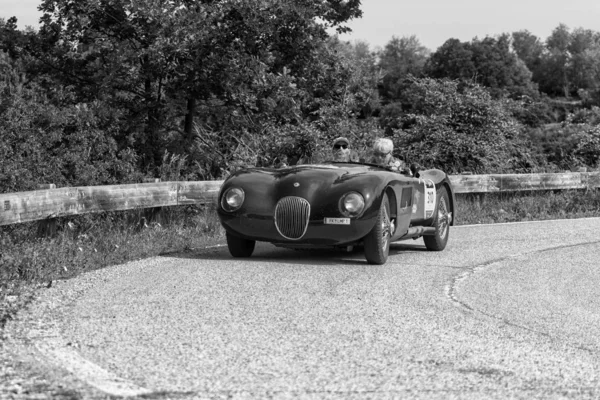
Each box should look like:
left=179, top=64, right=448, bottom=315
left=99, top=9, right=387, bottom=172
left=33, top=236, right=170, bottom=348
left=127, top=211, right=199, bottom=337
left=5, top=218, right=600, bottom=399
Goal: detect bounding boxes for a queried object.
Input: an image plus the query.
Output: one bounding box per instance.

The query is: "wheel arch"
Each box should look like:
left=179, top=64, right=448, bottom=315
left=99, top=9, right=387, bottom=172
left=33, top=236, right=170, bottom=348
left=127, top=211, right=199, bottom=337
left=385, top=186, right=398, bottom=219
left=441, top=182, right=456, bottom=226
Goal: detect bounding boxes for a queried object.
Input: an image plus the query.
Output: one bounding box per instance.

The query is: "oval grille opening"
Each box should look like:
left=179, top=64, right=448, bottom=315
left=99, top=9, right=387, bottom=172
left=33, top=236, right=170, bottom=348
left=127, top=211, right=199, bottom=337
left=274, top=196, right=310, bottom=240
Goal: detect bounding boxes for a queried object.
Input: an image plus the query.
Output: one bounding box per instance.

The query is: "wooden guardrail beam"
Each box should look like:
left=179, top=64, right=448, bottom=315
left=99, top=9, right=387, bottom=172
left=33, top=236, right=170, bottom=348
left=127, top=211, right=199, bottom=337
left=0, top=181, right=223, bottom=226
left=1, top=172, right=599, bottom=227
left=449, top=172, right=600, bottom=193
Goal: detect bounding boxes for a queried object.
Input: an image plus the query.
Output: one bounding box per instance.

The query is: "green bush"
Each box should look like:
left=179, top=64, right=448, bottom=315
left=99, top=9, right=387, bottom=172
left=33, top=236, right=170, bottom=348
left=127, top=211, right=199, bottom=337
left=389, top=78, right=539, bottom=174
left=0, top=83, right=141, bottom=192
left=573, top=125, right=600, bottom=168
left=526, top=116, right=600, bottom=171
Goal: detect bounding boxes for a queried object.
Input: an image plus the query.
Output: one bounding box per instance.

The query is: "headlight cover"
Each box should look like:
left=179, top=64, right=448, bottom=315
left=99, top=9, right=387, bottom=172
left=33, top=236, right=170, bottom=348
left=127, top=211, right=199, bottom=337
left=339, top=191, right=365, bottom=217
left=221, top=187, right=245, bottom=212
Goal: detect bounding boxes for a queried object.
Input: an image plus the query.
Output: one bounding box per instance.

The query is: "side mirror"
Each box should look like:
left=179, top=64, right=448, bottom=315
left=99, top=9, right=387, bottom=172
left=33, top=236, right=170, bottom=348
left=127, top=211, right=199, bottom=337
left=410, top=163, right=420, bottom=178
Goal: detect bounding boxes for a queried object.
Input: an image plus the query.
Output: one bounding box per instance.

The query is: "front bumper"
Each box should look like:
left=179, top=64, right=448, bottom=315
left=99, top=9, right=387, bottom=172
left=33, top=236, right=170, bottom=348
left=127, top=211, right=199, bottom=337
left=218, top=213, right=376, bottom=246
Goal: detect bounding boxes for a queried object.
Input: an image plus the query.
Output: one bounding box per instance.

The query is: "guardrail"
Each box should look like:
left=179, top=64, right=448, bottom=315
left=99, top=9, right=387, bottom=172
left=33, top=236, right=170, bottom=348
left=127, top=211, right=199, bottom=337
left=0, top=181, right=222, bottom=227
left=1, top=172, right=599, bottom=227
left=448, top=171, right=600, bottom=193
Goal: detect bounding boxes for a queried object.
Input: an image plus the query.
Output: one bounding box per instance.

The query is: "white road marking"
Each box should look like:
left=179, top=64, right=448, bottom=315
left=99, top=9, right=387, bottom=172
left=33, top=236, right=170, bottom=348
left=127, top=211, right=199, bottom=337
left=31, top=324, right=152, bottom=397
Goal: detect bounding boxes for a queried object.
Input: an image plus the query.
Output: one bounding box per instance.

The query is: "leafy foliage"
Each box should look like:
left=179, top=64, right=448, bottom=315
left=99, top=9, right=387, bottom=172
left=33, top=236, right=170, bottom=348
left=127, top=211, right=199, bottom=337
left=0, top=79, right=140, bottom=192
left=377, top=35, right=429, bottom=103
left=513, top=25, right=600, bottom=101
left=425, top=35, right=536, bottom=98
left=24, top=0, right=363, bottom=175
left=390, top=78, right=538, bottom=174
left=3, top=10, right=600, bottom=195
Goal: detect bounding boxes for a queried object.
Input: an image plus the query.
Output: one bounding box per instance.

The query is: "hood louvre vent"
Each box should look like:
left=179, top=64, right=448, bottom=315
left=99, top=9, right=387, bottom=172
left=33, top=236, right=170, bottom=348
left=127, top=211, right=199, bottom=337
left=274, top=196, right=310, bottom=240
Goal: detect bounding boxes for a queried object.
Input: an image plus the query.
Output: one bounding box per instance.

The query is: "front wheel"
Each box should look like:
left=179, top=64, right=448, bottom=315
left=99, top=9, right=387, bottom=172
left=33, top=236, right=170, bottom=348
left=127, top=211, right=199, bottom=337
left=226, top=232, right=256, bottom=257
left=424, top=187, right=451, bottom=251
left=363, top=193, right=391, bottom=265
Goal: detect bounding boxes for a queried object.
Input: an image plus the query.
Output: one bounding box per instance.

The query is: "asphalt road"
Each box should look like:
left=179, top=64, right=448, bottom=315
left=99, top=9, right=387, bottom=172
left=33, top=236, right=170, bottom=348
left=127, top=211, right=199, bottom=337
left=7, top=218, right=600, bottom=399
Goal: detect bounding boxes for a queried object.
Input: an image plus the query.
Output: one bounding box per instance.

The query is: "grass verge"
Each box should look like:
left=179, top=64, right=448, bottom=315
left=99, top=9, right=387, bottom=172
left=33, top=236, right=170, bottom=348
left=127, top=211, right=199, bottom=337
left=456, top=188, right=600, bottom=225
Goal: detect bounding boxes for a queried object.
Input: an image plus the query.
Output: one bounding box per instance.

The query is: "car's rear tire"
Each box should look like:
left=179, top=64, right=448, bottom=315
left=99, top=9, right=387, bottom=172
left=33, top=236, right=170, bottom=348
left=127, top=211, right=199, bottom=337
left=226, top=232, right=256, bottom=257
left=424, top=186, right=451, bottom=251
left=364, top=193, right=391, bottom=265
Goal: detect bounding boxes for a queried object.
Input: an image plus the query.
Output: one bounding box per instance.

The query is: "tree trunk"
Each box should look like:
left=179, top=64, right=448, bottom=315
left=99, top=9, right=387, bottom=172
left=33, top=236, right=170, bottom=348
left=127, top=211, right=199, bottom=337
left=184, top=97, right=196, bottom=141
left=144, top=78, right=161, bottom=169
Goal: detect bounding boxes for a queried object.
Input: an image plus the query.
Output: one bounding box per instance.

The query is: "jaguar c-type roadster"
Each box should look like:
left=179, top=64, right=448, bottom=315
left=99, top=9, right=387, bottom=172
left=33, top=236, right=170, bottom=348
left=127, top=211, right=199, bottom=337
left=217, top=162, right=455, bottom=265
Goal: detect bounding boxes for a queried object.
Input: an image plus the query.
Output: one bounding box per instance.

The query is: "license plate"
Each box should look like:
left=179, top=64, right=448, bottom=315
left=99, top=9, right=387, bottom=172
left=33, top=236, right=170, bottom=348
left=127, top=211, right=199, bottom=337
left=324, top=217, right=350, bottom=225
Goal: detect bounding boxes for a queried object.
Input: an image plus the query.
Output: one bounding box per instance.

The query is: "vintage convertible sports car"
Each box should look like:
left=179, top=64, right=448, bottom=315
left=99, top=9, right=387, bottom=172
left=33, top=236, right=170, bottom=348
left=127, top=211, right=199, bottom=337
left=217, top=162, right=455, bottom=264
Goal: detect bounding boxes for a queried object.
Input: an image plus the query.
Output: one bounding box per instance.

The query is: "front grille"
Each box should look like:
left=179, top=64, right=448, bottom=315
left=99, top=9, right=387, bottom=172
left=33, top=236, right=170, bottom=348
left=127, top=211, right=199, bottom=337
left=274, top=196, right=311, bottom=240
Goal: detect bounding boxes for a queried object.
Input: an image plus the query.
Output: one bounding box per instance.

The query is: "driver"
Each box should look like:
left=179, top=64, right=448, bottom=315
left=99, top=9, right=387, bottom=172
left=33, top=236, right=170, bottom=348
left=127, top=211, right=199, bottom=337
left=331, top=137, right=351, bottom=162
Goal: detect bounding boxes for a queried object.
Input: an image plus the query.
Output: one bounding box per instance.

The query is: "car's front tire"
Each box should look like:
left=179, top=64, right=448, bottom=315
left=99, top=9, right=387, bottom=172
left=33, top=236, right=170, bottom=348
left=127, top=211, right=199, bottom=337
left=226, top=232, right=256, bottom=257
left=363, top=193, right=391, bottom=265
left=424, top=186, right=451, bottom=251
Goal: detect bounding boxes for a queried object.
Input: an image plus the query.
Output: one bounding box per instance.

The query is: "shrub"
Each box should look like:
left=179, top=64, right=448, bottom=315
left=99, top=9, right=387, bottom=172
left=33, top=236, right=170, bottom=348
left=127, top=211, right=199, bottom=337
left=527, top=116, right=600, bottom=171
left=389, top=78, right=538, bottom=174
left=0, top=83, right=141, bottom=192
left=573, top=125, right=600, bottom=168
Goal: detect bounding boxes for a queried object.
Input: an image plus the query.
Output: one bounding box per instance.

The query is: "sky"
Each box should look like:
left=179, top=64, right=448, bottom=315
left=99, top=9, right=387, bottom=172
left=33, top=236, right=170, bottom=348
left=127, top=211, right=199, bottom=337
left=5, top=0, right=600, bottom=51
left=338, top=0, right=600, bottom=50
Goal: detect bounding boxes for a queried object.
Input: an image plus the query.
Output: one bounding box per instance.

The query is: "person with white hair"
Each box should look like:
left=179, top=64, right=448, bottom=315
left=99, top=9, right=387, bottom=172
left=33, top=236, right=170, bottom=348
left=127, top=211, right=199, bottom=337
left=370, top=138, right=411, bottom=175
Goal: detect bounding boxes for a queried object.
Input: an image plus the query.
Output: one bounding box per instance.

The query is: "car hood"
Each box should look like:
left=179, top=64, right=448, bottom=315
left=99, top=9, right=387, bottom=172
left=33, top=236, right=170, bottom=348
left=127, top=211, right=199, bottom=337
left=221, top=163, right=389, bottom=216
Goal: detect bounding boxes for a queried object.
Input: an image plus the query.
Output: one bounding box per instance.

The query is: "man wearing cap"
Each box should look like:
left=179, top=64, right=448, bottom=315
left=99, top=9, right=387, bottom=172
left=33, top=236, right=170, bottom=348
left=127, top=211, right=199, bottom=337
left=370, top=138, right=412, bottom=175
left=331, top=136, right=352, bottom=162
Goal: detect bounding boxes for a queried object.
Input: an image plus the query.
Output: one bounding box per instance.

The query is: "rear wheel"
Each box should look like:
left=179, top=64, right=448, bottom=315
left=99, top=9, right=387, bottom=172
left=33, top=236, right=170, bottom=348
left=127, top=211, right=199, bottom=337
left=364, top=194, right=391, bottom=265
left=226, top=232, right=256, bottom=257
left=424, top=187, right=451, bottom=251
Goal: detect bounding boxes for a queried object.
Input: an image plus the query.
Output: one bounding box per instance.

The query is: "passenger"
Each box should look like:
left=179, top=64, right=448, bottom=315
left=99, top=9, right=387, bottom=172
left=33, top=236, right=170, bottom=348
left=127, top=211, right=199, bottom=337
left=331, top=136, right=351, bottom=162
left=370, top=138, right=412, bottom=175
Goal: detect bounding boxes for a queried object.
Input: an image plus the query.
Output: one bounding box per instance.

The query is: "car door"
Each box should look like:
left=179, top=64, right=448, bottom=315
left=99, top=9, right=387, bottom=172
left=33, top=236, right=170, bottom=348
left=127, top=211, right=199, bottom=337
left=409, top=177, right=437, bottom=225
left=389, top=176, right=415, bottom=240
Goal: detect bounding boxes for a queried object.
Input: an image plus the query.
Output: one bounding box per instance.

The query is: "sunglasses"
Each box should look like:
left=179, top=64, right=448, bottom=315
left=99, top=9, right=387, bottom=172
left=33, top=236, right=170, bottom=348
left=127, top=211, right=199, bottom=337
left=333, top=144, right=348, bottom=150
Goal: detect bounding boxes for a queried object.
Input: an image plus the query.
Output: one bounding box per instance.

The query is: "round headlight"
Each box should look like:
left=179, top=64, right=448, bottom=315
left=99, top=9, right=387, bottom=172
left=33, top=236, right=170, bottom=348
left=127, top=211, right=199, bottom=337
left=340, top=191, right=365, bottom=216
left=221, top=187, right=245, bottom=212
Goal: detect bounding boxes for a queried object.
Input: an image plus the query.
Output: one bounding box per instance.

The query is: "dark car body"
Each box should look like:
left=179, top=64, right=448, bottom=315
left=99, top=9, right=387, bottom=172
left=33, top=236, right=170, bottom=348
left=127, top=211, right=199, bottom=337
left=217, top=162, right=455, bottom=264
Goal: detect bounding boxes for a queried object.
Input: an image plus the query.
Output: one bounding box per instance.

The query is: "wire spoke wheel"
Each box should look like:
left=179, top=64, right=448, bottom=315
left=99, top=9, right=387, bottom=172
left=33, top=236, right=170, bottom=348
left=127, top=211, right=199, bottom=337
left=364, top=193, right=391, bottom=265
left=381, top=204, right=391, bottom=251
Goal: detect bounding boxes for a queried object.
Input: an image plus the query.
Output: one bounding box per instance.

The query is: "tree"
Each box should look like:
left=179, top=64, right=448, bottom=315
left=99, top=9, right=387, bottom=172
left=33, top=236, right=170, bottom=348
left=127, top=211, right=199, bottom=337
left=328, top=37, right=381, bottom=118
left=512, top=30, right=544, bottom=70
left=377, top=35, right=429, bottom=102
left=470, top=34, right=534, bottom=97
left=424, top=38, right=475, bottom=81
left=568, top=28, right=600, bottom=96
left=540, top=23, right=572, bottom=97
left=391, top=77, right=537, bottom=174
left=29, top=0, right=363, bottom=173
left=425, top=35, right=535, bottom=98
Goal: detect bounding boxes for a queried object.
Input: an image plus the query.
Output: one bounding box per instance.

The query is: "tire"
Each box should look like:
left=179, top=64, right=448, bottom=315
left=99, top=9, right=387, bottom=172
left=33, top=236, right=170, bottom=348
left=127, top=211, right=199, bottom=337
left=226, top=232, right=256, bottom=257
left=364, top=193, right=391, bottom=265
left=424, top=186, right=451, bottom=251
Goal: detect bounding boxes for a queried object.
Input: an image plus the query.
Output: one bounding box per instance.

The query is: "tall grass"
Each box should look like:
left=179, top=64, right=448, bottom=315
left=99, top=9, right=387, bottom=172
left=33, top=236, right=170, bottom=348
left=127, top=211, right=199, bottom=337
left=1, top=205, right=223, bottom=283
left=456, top=189, right=600, bottom=225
